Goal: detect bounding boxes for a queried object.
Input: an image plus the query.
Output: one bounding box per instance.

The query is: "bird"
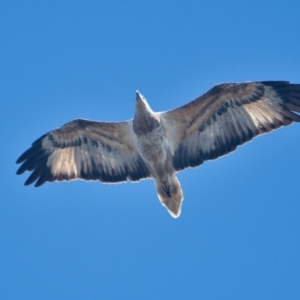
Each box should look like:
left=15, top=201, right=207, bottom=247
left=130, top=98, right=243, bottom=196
left=16, top=81, right=300, bottom=218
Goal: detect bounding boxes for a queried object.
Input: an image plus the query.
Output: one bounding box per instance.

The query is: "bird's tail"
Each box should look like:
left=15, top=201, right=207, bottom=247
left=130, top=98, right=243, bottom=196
left=155, top=175, right=184, bottom=218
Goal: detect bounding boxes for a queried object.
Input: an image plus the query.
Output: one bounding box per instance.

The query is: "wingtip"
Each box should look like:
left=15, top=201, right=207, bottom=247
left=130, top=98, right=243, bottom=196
left=16, top=165, right=26, bottom=175
left=16, top=155, right=24, bottom=164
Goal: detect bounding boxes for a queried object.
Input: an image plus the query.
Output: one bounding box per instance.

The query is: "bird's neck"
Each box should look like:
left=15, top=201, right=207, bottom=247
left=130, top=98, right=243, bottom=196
left=133, top=100, right=160, bottom=134
left=135, top=99, right=154, bottom=119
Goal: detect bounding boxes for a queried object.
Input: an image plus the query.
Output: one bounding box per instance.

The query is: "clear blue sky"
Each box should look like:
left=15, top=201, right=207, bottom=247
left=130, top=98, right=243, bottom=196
left=1, top=1, right=300, bottom=299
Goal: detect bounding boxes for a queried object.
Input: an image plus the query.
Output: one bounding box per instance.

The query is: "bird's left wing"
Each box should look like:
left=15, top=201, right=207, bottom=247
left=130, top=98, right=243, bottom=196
left=160, top=81, right=300, bottom=171
left=16, top=119, right=150, bottom=186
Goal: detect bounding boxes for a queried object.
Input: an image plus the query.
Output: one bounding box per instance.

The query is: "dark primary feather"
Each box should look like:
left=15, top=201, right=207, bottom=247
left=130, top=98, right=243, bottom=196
left=161, top=81, right=300, bottom=171
left=16, top=119, right=150, bottom=187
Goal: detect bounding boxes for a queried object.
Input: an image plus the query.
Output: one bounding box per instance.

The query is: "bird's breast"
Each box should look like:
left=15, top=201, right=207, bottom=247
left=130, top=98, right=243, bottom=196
left=133, top=123, right=172, bottom=173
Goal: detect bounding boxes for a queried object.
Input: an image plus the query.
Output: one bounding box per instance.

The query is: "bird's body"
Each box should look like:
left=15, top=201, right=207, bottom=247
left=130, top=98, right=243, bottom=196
left=133, top=92, right=183, bottom=216
left=16, top=81, right=300, bottom=217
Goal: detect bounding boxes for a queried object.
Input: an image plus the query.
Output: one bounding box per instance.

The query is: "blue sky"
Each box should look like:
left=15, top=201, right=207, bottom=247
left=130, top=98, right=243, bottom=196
left=1, top=1, right=300, bottom=299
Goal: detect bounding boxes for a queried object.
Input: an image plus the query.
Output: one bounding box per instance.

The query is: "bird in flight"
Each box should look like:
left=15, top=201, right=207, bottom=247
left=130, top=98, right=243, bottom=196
left=16, top=81, right=300, bottom=218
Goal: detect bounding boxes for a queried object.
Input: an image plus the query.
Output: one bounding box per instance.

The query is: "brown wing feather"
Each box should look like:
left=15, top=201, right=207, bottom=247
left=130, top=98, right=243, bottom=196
left=16, top=119, right=150, bottom=186
left=161, top=81, right=300, bottom=171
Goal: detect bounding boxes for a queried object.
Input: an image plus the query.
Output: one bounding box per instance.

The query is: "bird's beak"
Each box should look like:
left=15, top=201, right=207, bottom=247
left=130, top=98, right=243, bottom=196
left=136, top=90, right=143, bottom=101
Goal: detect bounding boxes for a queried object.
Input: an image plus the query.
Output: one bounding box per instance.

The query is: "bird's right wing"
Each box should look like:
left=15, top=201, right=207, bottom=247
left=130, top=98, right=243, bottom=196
left=160, top=81, right=300, bottom=171
left=16, top=119, right=150, bottom=186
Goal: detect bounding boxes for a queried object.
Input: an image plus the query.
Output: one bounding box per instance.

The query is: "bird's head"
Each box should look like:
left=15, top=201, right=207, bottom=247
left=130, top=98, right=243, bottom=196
left=135, top=91, right=153, bottom=115
left=136, top=90, right=147, bottom=103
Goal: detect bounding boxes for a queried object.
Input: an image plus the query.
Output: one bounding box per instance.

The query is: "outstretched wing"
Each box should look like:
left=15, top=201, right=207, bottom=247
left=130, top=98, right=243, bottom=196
left=16, top=119, right=150, bottom=186
left=160, top=81, right=300, bottom=171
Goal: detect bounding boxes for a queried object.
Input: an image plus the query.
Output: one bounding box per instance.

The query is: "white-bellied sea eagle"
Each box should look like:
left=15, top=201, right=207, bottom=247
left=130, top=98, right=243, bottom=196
left=16, top=81, right=300, bottom=217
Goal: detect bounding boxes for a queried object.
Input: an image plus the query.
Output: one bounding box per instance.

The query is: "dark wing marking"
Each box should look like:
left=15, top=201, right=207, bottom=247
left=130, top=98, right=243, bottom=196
left=160, top=81, right=300, bottom=171
left=16, top=119, right=150, bottom=186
